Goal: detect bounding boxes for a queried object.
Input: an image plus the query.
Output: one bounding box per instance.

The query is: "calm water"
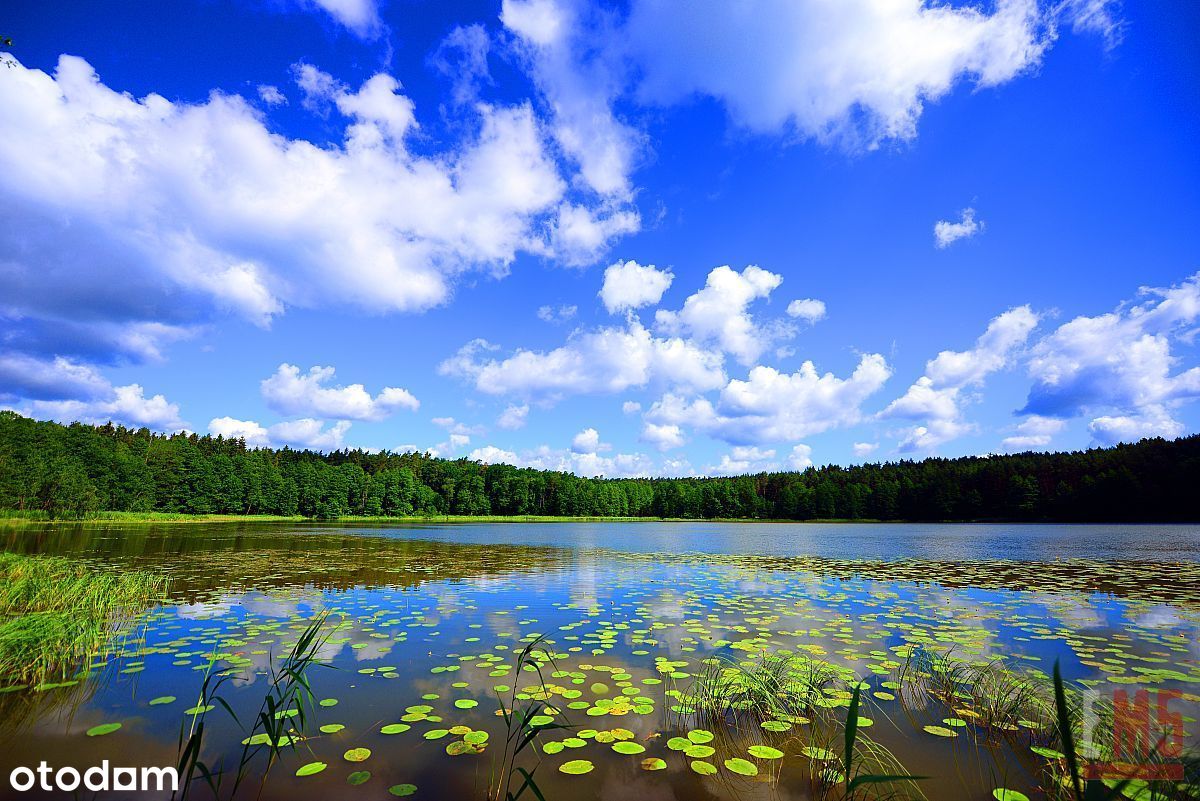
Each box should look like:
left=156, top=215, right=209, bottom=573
left=1, top=521, right=1197, bottom=800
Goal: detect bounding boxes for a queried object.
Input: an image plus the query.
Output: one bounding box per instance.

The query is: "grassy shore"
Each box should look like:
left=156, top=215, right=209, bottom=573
left=0, top=553, right=166, bottom=685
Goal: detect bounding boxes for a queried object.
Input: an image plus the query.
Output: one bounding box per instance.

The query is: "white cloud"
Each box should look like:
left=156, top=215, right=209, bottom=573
left=209, top=416, right=271, bottom=447
left=1023, top=274, right=1200, bottom=425
left=934, top=207, right=985, bottom=248
left=431, top=24, right=493, bottom=106
left=27, top=384, right=186, bottom=430
left=536, top=304, right=577, bottom=323
left=708, top=446, right=778, bottom=476
left=884, top=305, right=1038, bottom=450
left=621, top=401, right=641, bottom=414
left=0, top=55, right=625, bottom=375
left=625, top=0, right=1052, bottom=148
left=1000, top=415, right=1067, bottom=451
left=300, top=0, right=383, bottom=38
left=469, top=442, right=656, bottom=478
left=501, top=0, right=643, bottom=199
left=655, top=265, right=790, bottom=365
left=788, top=443, right=815, bottom=470
left=497, top=404, right=530, bottom=430
left=550, top=203, right=641, bottom=266
left=852, top=442, right=879, bottom=458
left=571, top=427, right=603, bottom=453
left=256, top=85, right=287, bottom=106
left=261, top=363, right=418, bottom=421
left=640, top=422, right=685, bottom=451
left=470, top=444, right=520, bottom=465
left=0, top=354, right=111, bottom=402
left=268, top=418, right=352, bottom=450
left=786, top=298, right=827, bottom=324
left=439, top=318, right=725, bottom=401
left=645, top=353, right=892, bottom=446
left=1057, top=0, right=1125, bottom=50
left=600, top=260, right=674, bottom=313
left=1088, top=406, right=1183, bottom=446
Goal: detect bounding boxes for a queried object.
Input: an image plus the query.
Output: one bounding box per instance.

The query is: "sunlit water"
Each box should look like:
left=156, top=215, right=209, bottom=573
left=1, top=522, right=1197, bottom=800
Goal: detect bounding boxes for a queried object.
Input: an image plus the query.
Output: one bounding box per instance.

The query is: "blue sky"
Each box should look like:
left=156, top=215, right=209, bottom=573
left=2, top=0, right=1199, bottom=476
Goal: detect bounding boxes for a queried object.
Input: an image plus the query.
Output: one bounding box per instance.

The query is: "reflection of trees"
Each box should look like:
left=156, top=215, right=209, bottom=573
left=1, top=524, right=571, bottom=602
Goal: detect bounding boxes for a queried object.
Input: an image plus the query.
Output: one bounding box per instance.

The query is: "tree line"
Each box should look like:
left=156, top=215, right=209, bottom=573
left=1, top=411, right=1197, bottom=521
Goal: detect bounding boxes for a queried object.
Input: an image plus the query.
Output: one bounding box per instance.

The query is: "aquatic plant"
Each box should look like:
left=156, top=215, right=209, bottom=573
left=0, top=552, right=164, bottom=684
left=491, top=635, right=573, bottom=801
left=174, top=612, right=332, bottom=800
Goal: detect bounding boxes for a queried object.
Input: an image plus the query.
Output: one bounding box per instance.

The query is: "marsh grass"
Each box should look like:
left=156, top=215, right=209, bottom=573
left=174, top=612, right=332, bottom=800
left=490, top=635, right=573, bottom=801
left=672, top=652, right=926, bottom=800
left=0, top=552, right=164, bottom=684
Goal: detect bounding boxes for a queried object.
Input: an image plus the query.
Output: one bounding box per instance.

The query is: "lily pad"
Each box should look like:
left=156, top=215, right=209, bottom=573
left=612, top=741, right=645, bottom=755
left=296, top=762, right=327, bottom=777
left=559, top=760, right=594, bottom=775
left=725, top=758, right=759, bottom=776
left=86, top=723, right=121, bottom=737
left=348, top=771, right=371, bottom=786
left=641, top=757, right=667, bottom=771
left=388, top=784, right=417, bottom=797
left=343, top=747, right=371, bottom=762
left=748, top=745, right=784, bottom=759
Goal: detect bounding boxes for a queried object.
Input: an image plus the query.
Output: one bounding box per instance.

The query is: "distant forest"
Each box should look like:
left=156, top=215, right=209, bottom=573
left=1, top=411, right=1197, bottom=522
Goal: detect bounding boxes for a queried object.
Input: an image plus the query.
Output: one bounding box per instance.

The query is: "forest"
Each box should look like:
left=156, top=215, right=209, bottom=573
left=1, top=411, right=1197, bottom=522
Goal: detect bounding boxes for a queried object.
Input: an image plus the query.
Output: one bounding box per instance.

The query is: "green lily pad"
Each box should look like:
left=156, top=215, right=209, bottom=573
left=687, top=729, right=714, bottom=743
left=725, top=758, right=759, bottom=776
left=86, top=723, right=121, bottom=737
left=690, top=760, right=717, bottom=776
left=320, top=723, right=345, bottom=734
left=923, top=725, right=957, bottom=738
left=348, top=771, right=371, bottom=786
left=641, top=757, right=667, bottom=771
left=388, top=784, right=417, bottom=796
left=381, top=723, right=411, bottom=735
left=343, top=748, right=371, bottom=762
left=296, top=762, right=327, bottom=777
left=149, top=696, right=176, bottom=706
left=559, top=760, right=594, bottom=775
left=612, top=741, right=645, bottom=755
left=993, top=791, right=1030, bottom=801
left=748, top=745, right=784, bottom=759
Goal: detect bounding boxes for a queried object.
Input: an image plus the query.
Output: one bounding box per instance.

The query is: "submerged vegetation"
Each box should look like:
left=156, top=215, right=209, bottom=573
left=0, top=552, right=164, bottom=685
left=3, top=411, right=1200, bottom=521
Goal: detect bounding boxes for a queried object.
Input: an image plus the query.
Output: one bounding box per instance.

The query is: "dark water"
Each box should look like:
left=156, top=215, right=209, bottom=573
left=1, top=521, right=1197, bottom=801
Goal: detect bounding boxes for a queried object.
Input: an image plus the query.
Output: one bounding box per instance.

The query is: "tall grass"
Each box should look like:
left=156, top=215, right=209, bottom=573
left=0, top=552, right=165, bottom=684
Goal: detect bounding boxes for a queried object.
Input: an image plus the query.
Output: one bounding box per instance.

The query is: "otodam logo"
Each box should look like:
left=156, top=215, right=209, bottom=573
left=8, top=762, right=179, bottom=793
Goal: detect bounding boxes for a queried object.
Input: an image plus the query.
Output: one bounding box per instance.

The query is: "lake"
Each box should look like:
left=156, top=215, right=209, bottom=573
left=1, top=521, right=1197, bottom=800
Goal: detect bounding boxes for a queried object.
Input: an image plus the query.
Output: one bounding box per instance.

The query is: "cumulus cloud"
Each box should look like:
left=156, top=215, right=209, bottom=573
left=471, top=442, right=655, bottom=478
left=261, top=364, right=418, bottom=421
left=571, top=427, right=603, bottom=453
left=1088, top=406, right=1183, bottom=446
left=646, top=353, right=892, bottom=446
left=600, top=260, right=673, bottom=313
left=655, top=265, right=790, bottom=365
left=640, top=422, right=686, bottom=451
left=884, top=305, right=1038, bottom=450
left=497, top=403, right=530, bottom=430
left=208, top=416, right=352, bottom=450
left=1023, top=275, right=1200, bottom=436
left=625, top=0, right=1053, bottom=148
left=0, top=55, right=626, bottom=380
left=1001, top=415, right=1067, bottom=451
left=708, top=446, right=778, bottom=476
left=934, top=207, right=985, bottom=248
left=431, top=24, right=493, bottom=106
left=786, top=298, right=827, bottom=324
left=27, top=384, right=186, bottom=430
left=439, top=318, right=725, bottom=401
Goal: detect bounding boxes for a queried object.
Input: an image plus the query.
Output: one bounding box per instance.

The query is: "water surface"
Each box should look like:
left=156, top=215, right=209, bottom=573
left=1, top=521, right=1197, bottom=800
